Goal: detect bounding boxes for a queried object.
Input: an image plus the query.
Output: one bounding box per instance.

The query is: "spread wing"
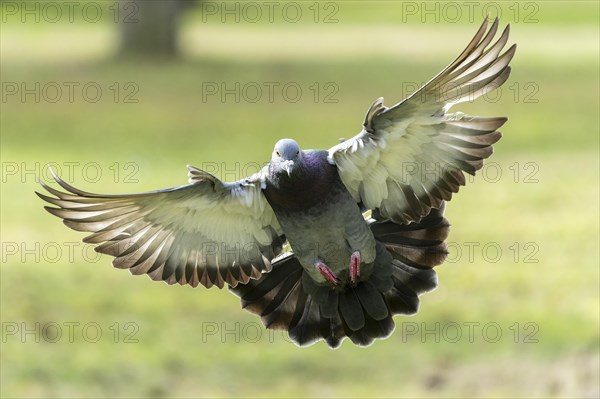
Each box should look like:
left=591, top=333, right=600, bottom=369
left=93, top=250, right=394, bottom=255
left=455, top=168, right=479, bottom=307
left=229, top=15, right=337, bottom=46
left=328, top=17, right=516, bottom=224
left=36, top=166, right=285, bottom=289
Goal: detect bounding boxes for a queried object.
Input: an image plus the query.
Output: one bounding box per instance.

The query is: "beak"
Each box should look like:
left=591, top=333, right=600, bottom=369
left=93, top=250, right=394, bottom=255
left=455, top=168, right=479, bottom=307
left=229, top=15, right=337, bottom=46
left=284, top=160, right=294, bottom=177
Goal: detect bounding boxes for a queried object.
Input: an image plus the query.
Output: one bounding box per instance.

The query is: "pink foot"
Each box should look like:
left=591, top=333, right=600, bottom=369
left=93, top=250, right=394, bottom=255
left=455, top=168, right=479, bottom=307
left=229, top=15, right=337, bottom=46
left=316, top=261, right=338, bottom=285
left=350, top=251, right=360, bottom=283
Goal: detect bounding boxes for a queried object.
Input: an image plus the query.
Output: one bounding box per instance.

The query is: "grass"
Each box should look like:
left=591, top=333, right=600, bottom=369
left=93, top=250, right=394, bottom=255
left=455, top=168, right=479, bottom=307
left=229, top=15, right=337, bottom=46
left=1, top=1, right=599, bottom=397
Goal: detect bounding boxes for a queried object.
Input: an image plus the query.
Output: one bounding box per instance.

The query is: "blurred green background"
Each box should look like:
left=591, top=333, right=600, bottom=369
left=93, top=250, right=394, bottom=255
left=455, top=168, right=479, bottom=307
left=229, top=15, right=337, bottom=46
left=1, top=1, right=598, bottom=397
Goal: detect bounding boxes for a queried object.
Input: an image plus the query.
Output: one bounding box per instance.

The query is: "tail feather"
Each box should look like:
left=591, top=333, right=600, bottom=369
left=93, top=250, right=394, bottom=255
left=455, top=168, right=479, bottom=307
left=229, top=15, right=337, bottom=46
left=320, top=290, right=338, bottom=318
left=266, top=279, right=305, bottom=330
left=355, top=282, right=389, bottom=320
left=259, top=275, right=299, bottom=318
left=372, top=205, right=450, bottom=269
left=346, top=312, right=395, bottom=346
left=289, top=297, right=328, bottom=345
left=338, top=290, right=366, bottom=331
left=229, top=205, right=450, bottom=348
left=391, top=260, right=438, bottom=294
left=386, top=278, right=420, bottom=315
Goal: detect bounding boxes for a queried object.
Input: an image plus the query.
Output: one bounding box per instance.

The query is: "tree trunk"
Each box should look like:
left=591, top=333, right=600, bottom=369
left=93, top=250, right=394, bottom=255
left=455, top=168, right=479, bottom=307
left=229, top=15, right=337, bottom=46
left=120, top=0, right=183, bottom=57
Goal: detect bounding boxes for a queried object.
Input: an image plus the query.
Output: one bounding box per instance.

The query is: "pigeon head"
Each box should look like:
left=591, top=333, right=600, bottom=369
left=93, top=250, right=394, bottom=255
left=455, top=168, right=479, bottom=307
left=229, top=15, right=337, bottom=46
left=271, top=138, right=302, bottom=177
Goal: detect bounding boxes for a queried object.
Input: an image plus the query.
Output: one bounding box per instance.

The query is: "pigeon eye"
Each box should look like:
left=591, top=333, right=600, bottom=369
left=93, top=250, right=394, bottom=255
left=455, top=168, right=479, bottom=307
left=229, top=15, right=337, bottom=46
left=295, top=151, right=299, bottom=156
left=276, top=151, right=280, bottom=157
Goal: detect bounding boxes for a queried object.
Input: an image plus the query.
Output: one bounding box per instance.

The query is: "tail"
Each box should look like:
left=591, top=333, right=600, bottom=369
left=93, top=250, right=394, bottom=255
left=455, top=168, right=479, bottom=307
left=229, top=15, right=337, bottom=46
left=229, top=205, right=450, bottom=348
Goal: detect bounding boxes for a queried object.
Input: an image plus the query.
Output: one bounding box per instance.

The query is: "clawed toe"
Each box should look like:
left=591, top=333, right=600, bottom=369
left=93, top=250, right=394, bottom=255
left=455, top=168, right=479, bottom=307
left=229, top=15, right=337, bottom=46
left=316, top=261, right=338, bottom=285
left=350, top=251, right=360, bottom=283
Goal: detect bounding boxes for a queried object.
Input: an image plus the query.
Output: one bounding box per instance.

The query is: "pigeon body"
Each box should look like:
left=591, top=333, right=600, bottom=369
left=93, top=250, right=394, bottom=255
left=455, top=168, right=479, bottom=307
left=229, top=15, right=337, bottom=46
left=37, top=18, right=515, bottom=347
left=263, top=149, right=377, bottom=285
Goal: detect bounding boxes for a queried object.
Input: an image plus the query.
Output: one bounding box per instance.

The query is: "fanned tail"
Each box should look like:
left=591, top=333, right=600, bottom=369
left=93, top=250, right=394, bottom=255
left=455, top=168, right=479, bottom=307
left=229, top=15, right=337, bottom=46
left=229, top=205, right=450, bottom=348
left=372, top=205, right=450, bottom=317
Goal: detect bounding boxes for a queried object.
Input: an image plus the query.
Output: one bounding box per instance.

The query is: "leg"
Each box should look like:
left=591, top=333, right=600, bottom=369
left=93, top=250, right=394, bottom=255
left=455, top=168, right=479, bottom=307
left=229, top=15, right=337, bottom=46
left=315, top=261, right=338, bottom=285
left=350, top=251, right=360, bottom=283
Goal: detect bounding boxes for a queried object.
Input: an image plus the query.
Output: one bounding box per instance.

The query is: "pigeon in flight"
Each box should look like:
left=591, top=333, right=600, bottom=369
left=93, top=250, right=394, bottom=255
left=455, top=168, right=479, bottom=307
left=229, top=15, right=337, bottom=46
left=38, top=18, right=515, bottom=348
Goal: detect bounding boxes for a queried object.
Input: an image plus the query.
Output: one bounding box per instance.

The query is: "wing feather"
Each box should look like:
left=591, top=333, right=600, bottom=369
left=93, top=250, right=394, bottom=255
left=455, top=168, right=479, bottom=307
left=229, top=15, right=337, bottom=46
left=37, top=166, right=285, bottom=288
left=329, top=17, right=515, bottom=224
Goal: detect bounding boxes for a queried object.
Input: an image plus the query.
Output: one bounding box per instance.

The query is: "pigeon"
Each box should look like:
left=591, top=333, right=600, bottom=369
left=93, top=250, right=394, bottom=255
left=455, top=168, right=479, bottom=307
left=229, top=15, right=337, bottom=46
left=37, top=17, right=515, bottom=348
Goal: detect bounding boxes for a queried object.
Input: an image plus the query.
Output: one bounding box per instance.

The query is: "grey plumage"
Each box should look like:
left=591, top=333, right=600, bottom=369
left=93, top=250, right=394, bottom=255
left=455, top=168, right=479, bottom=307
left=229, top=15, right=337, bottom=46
left=263, top=149, right=377, bottom=285
left=37, top=17, right=515, bottom=348
left=231, top=206, right=448, bottom=347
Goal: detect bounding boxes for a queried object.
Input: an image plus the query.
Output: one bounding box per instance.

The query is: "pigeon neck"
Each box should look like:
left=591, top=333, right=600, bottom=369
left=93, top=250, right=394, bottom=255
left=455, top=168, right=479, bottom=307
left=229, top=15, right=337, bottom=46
left=264, top=151, right=340, bottom=211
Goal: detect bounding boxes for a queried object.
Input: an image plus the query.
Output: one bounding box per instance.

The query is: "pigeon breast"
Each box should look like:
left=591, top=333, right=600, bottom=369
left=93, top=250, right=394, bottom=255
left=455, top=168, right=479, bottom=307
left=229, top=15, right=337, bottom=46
left=263, top=150, right=377, bottom=284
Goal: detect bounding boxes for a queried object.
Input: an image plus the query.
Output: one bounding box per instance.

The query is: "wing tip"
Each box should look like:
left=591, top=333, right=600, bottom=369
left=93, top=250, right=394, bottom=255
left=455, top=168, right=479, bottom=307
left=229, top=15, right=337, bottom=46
left=34, top=190, right=49, bottom=202
left=43, top=205, right=62, bottom=217
left=363, top=97, right=388, bottom=133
